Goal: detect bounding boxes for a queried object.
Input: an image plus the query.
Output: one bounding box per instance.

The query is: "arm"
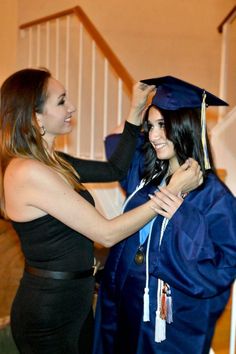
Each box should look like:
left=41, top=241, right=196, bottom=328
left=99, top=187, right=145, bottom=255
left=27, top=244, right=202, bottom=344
left=59, top=82, right=155, bottom=183
left=149, top=158, right=203, bottom=219
left=4, top=154, right=202, bottom=248
left=59, top=121, right=141, bottom=182
left=5, top=159, right=158, bottom=248
left=104, top=132, right=145, bottom=194
left=151, top=180, right=236, bottom=298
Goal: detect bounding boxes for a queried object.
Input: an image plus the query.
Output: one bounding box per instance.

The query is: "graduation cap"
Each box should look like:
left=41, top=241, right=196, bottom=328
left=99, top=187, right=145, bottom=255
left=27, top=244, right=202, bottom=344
left=141, top=75, right=228, bottom=110
left=140, top=75, right=228, bottom=169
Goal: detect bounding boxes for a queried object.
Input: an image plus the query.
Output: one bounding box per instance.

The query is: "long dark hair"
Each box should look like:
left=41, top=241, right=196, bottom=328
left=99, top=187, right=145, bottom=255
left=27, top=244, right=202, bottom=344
left=142, top=105, right=215, bottom=185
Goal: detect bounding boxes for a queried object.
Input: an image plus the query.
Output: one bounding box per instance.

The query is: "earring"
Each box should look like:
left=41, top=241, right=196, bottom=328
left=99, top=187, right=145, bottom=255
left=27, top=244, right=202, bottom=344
left=40, top=126, right=46, bottom=136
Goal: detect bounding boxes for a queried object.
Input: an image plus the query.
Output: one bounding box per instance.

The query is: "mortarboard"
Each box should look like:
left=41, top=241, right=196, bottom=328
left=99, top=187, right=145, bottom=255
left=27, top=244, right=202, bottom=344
left=140, top=75, right=228, bottom=169
left=140, top=75, right=228, bottom=110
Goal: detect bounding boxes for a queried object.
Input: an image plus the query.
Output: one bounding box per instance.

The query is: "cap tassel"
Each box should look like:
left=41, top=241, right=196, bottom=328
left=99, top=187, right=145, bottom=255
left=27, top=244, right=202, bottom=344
left=201, top=91, right=211, bottom=170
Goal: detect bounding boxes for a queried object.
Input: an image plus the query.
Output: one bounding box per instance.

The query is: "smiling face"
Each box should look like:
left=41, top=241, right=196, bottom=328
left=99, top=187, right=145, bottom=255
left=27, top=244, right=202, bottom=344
left=147, top=106, right=180, bottom=173
left=36, top=77, right=76, bottom=143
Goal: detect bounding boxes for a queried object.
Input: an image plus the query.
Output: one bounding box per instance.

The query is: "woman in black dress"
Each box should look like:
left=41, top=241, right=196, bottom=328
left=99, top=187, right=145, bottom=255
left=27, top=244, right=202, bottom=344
left=0, top=68, right=202, bottom=354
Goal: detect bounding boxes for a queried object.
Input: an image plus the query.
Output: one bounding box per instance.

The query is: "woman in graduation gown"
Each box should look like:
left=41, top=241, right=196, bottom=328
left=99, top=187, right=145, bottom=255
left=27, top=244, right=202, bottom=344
left=93, top=76, right=236, bottom=354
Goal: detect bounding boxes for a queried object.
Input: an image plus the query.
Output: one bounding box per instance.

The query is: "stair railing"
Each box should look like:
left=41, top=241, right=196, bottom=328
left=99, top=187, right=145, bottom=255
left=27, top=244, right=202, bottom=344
left=19, top=6, right=134, bottom=159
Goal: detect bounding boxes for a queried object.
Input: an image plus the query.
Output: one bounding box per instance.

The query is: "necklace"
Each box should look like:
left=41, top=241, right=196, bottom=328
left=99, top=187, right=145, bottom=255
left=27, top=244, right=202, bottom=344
left=133, top=178, right=165, bottom=265
left=121, top=178, right=149, bottom=266
left=134, top=246, right=145, bottom=265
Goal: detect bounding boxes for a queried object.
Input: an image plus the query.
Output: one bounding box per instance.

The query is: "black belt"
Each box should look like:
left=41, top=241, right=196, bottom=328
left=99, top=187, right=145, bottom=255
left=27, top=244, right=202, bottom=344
left=25, top=264, right=96, bottom=280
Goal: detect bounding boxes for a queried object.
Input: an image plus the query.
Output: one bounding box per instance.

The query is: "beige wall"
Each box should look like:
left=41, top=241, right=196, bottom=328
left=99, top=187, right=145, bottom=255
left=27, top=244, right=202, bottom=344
left=0, top=0, right=18, bottom=84
left=0, top=0, right=235, bottom=116
left=16, top=0, right=235, bottom=95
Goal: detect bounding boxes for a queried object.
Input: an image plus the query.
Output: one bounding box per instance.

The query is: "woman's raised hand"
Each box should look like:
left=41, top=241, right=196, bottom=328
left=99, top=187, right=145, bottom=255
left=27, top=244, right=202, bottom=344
left=127, top=82, right=156, bottom=126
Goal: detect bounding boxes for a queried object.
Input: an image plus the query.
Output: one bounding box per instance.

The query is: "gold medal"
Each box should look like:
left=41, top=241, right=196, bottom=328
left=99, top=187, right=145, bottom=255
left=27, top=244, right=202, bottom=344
left=134, top=247, right=145, bottom=265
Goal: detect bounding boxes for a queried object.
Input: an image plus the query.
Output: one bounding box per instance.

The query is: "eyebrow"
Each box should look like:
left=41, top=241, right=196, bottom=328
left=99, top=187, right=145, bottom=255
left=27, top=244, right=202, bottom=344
left=57, top=92, right=66, bottom=100
left=147, top=117, right=164, bottom=123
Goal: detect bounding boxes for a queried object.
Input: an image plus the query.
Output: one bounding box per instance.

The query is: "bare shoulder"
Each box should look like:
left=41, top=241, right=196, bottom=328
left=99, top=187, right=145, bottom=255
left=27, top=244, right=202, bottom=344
left=5, top=158, right=60, bottom=187
left=4, top=158, right=71, bottom=221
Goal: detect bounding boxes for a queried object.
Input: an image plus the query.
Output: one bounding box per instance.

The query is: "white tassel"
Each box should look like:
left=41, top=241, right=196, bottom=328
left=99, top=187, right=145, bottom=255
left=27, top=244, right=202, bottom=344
left=166, top=294, right=173, bottom=324
left=143, top=218, right=156, bottom=323
left=155, top=310, right=166, bottom=343
left=143, top=287, right=150, bottom=322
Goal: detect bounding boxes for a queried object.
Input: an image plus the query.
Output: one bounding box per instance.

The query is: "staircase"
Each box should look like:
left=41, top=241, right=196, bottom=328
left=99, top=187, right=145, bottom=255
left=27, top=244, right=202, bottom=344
left=19, top=6, right=134, bottom=160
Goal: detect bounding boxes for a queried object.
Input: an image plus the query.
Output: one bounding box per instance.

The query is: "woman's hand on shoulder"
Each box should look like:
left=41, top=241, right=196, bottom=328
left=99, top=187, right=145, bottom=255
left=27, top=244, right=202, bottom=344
left=167, top=158, right=203, bottom=195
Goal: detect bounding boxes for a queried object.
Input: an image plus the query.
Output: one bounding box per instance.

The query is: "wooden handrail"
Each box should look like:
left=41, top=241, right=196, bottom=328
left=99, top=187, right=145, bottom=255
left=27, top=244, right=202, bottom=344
left=19, top=8, right=75, bottom=29
left=73, top=7, right=134, bottom=94
left=218, top=5, right=236, bottom=33
left=19, top=6, right=134, bottom=94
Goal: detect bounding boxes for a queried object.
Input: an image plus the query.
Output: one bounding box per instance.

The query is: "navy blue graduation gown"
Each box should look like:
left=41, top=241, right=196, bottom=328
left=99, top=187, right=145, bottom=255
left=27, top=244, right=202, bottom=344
left=93, top=147, right=236, bottom=354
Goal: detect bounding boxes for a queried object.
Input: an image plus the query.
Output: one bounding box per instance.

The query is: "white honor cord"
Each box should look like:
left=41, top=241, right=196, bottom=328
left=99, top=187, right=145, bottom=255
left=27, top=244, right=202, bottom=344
left=142, top=216, right=170, bottom=342
left=143, top=217, right=168, bottom=307
left=121, top=179, right=146, bottom=213
left=143, top=216, right=157, bottom=322
left=155, top=217, right=169, bottom=343
left=160, top=218, right=169, bottom=246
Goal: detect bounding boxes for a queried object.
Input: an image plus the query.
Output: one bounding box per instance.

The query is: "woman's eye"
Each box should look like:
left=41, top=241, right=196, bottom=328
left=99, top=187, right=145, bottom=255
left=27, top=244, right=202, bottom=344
left=58, top=98, right=65, bottom=105
left=147, top=123, right=153, bottom=131
left=159, top=122, right=165, bottom=128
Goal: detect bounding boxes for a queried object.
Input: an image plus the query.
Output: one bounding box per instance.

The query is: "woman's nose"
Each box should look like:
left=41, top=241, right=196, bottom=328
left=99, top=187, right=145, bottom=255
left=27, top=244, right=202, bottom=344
left=67, top=101, right=76, bottom=113
left=149, top=127, right=161, bottom=141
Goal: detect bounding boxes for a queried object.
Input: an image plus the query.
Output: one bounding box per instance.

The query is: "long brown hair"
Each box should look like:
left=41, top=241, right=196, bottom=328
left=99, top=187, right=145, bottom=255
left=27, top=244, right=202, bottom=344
left=0, top=68, right=83, bottom=217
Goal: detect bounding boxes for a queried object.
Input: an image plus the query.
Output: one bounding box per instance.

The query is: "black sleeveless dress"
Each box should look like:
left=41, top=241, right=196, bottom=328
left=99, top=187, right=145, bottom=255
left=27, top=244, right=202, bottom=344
left=10, top=122, right=140, bottom=354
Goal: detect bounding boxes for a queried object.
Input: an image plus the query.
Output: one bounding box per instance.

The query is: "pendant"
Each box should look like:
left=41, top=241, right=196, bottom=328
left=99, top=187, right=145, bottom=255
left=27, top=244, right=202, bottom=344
left=134, top=247, right=145, bottom=265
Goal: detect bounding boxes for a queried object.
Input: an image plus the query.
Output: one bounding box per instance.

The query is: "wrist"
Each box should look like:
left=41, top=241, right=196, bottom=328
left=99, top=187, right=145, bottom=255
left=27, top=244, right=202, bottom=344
left=166, top=183, right=181, bottom=196
left=126, top=107, right=144, bottom=126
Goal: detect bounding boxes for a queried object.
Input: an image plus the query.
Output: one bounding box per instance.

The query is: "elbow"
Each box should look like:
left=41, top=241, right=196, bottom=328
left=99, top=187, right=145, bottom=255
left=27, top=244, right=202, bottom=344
left=99, top=238, right=115, bottom=248
left=98, top=232, right=118, bottom=248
